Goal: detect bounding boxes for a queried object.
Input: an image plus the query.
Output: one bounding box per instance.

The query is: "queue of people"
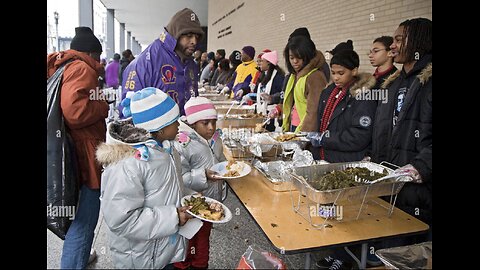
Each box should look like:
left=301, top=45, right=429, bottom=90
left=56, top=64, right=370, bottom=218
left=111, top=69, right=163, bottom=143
left=47, top=6, right=431, bottom=269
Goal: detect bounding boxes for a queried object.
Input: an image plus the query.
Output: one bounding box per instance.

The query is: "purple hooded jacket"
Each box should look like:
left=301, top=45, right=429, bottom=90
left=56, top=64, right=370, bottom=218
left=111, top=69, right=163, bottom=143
left=105, top=60, right=120, bottom=88
left=119, top=30, right=199, bottom=117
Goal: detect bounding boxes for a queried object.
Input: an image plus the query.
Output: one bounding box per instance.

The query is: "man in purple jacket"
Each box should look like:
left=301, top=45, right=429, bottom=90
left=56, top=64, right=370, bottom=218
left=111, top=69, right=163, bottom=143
left=119, top=8, right=204, bottom=117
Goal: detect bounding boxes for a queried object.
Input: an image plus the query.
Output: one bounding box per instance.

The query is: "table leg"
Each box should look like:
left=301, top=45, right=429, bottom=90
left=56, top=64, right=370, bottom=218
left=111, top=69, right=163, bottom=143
left=360, top=243, right=367, bottom=269
left=304, top=252, right=311, bottom=269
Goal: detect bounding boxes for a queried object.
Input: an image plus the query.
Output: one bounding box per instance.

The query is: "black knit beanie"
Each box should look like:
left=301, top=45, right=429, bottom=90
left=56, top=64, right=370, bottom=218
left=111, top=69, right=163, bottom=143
left=70, top=27, right=102, bottom=53
left=289, top=27, right=311, bottom=41
left=330, top=50, right=360, bottom=70
left=328, top=40, right=354, bottom=56
left=229, top=50, right=242, bottom=66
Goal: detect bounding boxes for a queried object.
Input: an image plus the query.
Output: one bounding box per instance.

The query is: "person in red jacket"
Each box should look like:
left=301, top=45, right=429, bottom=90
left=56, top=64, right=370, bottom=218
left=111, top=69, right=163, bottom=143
left=47, top=26, right=109, bottom=269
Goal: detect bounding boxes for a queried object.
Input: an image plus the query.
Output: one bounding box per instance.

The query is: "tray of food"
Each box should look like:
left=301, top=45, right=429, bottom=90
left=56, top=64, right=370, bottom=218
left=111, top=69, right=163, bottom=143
left=217, top=114, right=266, bottom=128
left=288, top=161, right=406, bottom=204
left=269, top=132, right=310, bottom=150
left=181, top=195, right=232, bottom=223
left=253, top=160, right=297, bottom=192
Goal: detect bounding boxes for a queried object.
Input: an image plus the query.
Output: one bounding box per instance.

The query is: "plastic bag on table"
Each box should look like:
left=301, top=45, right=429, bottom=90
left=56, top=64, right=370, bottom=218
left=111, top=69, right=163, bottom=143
left=236, top=245, right=286, bottom=269
left=292, top=148, right=314, bottom=167
left=248, top=134, right=277, bottom=157
left=375, top=241, right=432, bottom=269
left=47, top=60, right=79, bottom=240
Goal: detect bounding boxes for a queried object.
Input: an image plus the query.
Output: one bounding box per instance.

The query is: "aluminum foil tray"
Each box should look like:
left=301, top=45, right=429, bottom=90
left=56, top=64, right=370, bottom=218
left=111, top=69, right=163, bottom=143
left=288, top=161, right=405, bottom=204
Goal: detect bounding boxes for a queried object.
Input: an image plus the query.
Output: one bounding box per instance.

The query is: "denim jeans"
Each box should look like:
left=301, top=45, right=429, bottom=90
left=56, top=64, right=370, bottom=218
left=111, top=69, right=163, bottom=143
left=60, top=185, right=100, bottom=269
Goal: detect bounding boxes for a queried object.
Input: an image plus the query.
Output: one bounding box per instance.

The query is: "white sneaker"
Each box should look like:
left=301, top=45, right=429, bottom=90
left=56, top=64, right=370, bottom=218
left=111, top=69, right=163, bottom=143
left=88, top=249, right=97, bottom=264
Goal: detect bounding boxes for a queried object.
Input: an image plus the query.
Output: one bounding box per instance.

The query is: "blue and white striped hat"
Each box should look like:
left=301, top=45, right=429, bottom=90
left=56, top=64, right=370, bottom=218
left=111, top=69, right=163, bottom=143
left=129, top=87, right=180, bottom=132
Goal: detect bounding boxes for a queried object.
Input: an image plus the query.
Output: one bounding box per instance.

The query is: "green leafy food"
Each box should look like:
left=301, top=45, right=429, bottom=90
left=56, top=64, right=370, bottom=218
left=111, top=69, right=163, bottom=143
left=309, top=167, right=388, bottom=191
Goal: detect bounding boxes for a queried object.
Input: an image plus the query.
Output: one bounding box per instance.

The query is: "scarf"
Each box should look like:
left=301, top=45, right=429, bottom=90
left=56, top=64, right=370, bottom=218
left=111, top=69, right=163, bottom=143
left=318, top=81, right=352, bottom=160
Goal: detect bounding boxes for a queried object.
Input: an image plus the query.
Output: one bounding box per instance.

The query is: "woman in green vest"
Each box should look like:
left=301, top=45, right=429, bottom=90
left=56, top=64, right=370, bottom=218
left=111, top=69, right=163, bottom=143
left=282, top=36, right=328, bottom=132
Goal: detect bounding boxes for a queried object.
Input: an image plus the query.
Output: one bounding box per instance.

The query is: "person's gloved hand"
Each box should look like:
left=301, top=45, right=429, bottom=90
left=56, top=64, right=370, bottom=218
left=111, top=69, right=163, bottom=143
left=268, top=105, right=282, bottom=118
left=216, top=84, right=224, bottom=91
left=249, top=83, right=256, bottom=92
left=235, top=89, right=244, bottom=99
left=220, top=86, right=229, bottom=95
left=306, top=132, right=324, bottom=147
left=394, top=164, right=422, bottom=183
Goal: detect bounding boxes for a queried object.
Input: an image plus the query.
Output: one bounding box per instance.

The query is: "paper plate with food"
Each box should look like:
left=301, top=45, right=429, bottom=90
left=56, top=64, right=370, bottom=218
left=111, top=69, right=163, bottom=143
left=210, top=160, right=251, bottom=179
left=181, top=195, right=232, bottom=223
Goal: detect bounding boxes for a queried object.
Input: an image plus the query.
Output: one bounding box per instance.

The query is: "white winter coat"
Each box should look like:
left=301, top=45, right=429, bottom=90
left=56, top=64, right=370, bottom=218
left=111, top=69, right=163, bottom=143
left=174, top=121, right=227, bottom=201
left=96, top=119, right=188, bottom=269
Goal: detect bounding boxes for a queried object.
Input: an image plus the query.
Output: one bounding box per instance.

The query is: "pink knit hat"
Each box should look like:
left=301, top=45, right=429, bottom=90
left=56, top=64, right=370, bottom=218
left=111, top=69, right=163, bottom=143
left=261, top=50, right=278, bottom=66
left=184, top=97, right=217, bottom=124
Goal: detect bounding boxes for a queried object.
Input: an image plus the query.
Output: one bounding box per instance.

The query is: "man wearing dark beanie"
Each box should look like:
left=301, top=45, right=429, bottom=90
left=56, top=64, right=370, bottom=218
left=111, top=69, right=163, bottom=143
left=47, top=26, right=109, bottom=268
left=70, top=26, right=103, bottom=56
left=119, top=8, right=204, bottom=117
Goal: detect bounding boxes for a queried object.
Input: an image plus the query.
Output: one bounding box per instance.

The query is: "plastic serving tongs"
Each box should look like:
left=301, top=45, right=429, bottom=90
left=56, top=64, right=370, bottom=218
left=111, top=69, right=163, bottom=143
left=362, top=171, right=414, bottom=184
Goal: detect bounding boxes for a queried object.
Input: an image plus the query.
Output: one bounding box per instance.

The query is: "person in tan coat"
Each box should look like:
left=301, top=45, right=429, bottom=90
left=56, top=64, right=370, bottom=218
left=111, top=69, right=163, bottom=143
left=46, top=26, right=108, bottom=269
left=282, top=35, right=328, bottom=132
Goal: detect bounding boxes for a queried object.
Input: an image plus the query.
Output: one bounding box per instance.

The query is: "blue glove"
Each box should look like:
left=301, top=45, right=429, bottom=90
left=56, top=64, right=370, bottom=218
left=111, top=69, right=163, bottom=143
left=307, top=132, right=324, bottom=147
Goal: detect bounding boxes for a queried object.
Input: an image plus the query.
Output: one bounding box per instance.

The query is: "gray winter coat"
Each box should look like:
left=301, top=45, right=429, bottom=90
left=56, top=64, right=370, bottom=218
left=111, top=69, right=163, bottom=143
left=96, top=120, right=188, bottom=269
left=174, top=121, right=227, bottom=201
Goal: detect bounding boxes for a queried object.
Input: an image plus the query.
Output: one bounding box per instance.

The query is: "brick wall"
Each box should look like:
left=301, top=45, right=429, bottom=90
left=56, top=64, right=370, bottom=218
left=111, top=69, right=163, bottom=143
left=207, top=0, right=431, bottom=73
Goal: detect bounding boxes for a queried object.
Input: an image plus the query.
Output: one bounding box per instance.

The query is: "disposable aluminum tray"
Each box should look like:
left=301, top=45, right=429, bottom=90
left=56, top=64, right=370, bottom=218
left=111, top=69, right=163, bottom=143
left=289, top=161, right=404, bottom=205
left=254, top=161, right=297, bottom=192
left=267, top=132, right=310, bottom=151
left=224, top=144, right=253, bottom=158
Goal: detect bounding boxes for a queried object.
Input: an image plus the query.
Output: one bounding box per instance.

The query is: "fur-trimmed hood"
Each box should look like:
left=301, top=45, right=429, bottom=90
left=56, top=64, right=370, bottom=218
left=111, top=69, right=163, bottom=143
left=296, top=50, right=327, bottom=78
left=177, top=119, right=209, bottom=145
left=349, top=73, right=377, bottom=96
left=382, top=62, right=432, bottom=89
left=96, top=119, right=155, bottom=166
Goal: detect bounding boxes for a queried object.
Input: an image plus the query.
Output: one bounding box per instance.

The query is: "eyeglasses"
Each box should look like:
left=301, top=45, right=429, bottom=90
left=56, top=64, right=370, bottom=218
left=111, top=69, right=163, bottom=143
left=367, top=49, right=387, bottom=55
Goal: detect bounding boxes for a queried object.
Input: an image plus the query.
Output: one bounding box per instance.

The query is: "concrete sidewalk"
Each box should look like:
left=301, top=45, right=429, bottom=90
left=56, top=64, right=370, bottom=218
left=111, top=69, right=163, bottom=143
left=47, top=186, right=328, bottom=269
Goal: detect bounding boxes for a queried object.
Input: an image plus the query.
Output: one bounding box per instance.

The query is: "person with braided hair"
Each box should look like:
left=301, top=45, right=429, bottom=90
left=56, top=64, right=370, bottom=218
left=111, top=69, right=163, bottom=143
left=371, top=17, right=432, bottom=228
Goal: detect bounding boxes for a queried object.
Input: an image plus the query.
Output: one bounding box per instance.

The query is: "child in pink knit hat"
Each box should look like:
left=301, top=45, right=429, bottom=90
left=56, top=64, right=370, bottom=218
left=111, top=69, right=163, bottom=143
left=173, top=96, right=227, bottom=269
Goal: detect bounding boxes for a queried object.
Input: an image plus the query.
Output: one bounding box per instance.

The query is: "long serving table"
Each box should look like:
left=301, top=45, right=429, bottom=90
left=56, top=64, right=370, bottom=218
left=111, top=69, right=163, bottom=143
left=225, top=163, right=429, bottom=269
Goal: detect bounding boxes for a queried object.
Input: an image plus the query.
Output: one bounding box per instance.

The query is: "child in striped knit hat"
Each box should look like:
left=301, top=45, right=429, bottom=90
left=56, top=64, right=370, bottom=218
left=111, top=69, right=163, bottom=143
left=96, top=87, right=199, bottom=269
left=173, top=96, right=227, bottom=269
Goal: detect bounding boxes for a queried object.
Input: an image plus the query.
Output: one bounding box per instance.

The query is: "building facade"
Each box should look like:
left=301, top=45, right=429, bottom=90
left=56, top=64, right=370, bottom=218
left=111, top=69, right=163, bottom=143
left=207, top=0, right=432, bottom=73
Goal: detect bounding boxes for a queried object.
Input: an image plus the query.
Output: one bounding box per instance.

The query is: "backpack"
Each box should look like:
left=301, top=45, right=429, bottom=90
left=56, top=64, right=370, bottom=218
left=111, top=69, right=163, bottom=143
left=47, top=60, right=79, bottom=240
